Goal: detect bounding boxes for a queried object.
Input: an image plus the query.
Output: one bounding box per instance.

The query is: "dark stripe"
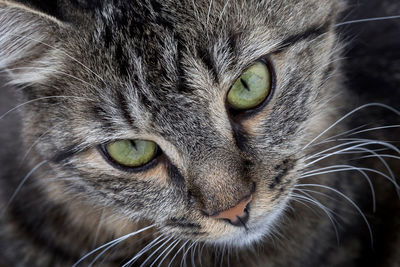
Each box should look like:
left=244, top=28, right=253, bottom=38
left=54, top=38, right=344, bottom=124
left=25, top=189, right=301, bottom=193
left=167, top=217, right=201, bottom=229
left=176, top=40, right=189, bottom=93
left=196, top=46, right=219, bottom=83
left=277, top=22, right=331, bottom=52
left=91, top=105, right=114, bottom=130
left=51, top=145, right=80, bottom=163
left=269, top=159, right=297, bottom=189
left=230, top=122, right=249, bottom=152
left=115, top=44, right=130, bottom=76
left=167, top=162, right=185, bottom=187
left=115, top=90, right=135, bottom=126
left=227, top=31, right=238, bottom=59
left=320, top=55, right=336, bottom=84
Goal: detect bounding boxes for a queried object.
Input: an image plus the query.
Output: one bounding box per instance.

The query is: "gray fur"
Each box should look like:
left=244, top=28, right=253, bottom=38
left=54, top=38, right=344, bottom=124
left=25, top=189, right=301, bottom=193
left=0, top=0, right=399, bottom=266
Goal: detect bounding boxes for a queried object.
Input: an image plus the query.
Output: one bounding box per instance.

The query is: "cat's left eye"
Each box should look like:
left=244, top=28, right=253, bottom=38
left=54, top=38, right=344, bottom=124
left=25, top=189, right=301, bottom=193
left=101, top=139, right=158, bottom=170
left=227, top=61, right=272, bottom=110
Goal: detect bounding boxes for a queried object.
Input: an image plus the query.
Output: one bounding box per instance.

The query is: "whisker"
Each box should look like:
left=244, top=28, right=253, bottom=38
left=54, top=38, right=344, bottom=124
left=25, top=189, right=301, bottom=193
left=3, top=32, right=107, bottom=83
left=219, top=243, right=225, bottom=267
left=312, top=124, right=369, bottom=146
left=291, top=191, right=340, bottom=244
left=91, top=208, right=105, bottom=249
left=306, top=148, right=389, bottom=159
left=88, top=232, right=157, bottom=267
left=180, top=241, right=197, bottom=267
left=156, top=238, right=181, bottom=267
left=122, top=234, right=168, bottom=267
left=198, top=242, right=206, bottom=267
left=289, top=195, right=315, bottom=213
left=295, top=188, right=341, bottom=204
left=206, top=0, right=213, bottom=40
left=1, top=160, right=47, bottom=216
left=303, top=103, right=400, bottom=150
left=140, top=236, right=174, bottom=267
left=350, top=147, right=396, bottom=188
left=2, top=67, right=104, bottom=91
left=73, top=224, right=156, bottom=266
left=304, top=139, right=381, bottom=162
left=306, top=144, right=397, bottom=195
left=296, top=183, right=373, bottom=246
left=305, top=141, right=359, bottom=162
left=217, top=0, right=231, bottom=24
left=191, top=241, right=198, bottom=267
left=300, top=162, right=400, bottom=209
left=20, top=122, right=63, bottom=165
left=0, top=95, right=91, bottom=121
left=347, top=125, right=400, bottom=137
left=168, top=240, right=190, bottom=267
left=335, top=15, right=400, bottom=27
left=357, top=154, right=400, bottom=161
left=304, top=140, right=400, bottom=167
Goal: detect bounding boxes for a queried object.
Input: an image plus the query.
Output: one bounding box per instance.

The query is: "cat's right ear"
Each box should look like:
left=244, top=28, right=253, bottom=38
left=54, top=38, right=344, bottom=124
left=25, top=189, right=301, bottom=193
left=0, top=0, right=65, bottom=85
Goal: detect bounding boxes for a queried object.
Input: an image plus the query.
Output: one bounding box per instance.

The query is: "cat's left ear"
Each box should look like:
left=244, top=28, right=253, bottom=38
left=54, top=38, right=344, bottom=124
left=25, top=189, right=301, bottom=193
left=0, top=0, right=65, bottom=85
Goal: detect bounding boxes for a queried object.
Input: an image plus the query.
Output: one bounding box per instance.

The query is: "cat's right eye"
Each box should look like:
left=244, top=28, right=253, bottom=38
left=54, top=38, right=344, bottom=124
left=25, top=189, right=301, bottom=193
left=227, top=60, right=272, bottom=110
left=101, top=139, right=158, bottom=170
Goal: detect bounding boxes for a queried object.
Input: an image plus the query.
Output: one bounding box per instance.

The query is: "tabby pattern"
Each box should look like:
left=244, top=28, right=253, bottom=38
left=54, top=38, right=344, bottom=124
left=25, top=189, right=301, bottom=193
left=0, top=0, right=399, bottom=266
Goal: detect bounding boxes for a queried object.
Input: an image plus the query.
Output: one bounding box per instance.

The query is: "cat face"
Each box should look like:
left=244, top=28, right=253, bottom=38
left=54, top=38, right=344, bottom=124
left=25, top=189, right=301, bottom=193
left=0, top=0, right=344, bottom=247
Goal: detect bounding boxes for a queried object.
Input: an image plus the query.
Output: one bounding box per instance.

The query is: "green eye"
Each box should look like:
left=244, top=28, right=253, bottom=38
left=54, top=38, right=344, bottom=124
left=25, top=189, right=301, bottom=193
left=105, top=140, right=158, bottom=168
left=227, top=61, right=271, bottom=110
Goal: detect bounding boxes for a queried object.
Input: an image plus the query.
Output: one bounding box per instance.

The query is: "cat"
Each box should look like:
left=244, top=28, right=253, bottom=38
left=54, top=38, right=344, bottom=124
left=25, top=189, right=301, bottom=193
left=0, top=0, right=399, bottom=266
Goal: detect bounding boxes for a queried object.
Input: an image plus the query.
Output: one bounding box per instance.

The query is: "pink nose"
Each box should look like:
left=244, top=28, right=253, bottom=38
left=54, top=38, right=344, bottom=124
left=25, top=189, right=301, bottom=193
left=211, top=195, right=252, bottom=223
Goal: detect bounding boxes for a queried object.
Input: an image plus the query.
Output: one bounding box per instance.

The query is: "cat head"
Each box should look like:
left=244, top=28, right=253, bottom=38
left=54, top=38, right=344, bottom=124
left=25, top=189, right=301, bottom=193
left=0, top=0, right=344, bottom=247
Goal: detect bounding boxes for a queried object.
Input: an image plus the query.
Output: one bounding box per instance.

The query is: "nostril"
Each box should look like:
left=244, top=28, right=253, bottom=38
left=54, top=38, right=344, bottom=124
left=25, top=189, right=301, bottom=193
left=225, top=208, right=250, bottom=228
left=210, top=194, right=252, bottom=224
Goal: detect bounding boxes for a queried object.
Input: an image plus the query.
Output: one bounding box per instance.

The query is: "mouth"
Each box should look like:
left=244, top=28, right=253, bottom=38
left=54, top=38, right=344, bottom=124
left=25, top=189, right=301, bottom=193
left=164, top=183, right=293, bottom=248
left=202, top=202, right=287, bottom=248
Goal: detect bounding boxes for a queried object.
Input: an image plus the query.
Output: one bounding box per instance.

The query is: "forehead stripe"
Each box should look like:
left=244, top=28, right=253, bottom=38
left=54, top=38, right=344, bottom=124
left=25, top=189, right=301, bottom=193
left=277, top=21, right=331, bottom=52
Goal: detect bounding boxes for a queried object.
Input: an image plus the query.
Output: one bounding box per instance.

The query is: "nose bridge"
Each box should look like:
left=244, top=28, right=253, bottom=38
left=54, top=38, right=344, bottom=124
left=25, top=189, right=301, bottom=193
left=160, top=108, right=253, bottom=213
left=188, top=150, right=253, bottom=214
left=161, top=102, right=230, bottom=157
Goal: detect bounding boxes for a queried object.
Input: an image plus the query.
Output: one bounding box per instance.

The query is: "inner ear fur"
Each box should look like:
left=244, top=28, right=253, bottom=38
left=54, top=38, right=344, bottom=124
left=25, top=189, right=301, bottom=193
left=0, top=0, right=65, bottom=85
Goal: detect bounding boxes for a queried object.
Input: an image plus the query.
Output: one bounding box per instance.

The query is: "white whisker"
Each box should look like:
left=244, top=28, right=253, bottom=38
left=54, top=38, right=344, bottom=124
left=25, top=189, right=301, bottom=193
left=348, top=125, right=400, bottom=137
left=156, top=238, right=181, bottom=267
left=0, top=95, right=91, bottom=121
left=122, top=234, right=167, bottom=267
left=191, top=241, right=198, bottom=267
left=168, top=240, right=190, bottom=267
left=73, top=224, right=155, bottom=267
left=218, top=0, right=231, bottom=24
left=358, top=154, right=400, bottom=161
left=312, top=124, right=369, bottom=146
left=1, top=160, right=47, bottom=216
left=20, top=122, right=63, bottom=165
left=303, top=103, right=400, bottom=150
left=91, top=208, right=105, bottom=249
left=180, top=241, right=197, bottom=267
left=335, top=15, right=400, bottom=27
left=291, top=191, right=340, bottom=244
left=296, top=184, right=373, bottom=245
left=4, top=32, right=107, bottom=83
left=2, top=67, right=103, bottom=91
left=140, top=236, right=174, bottom=267
left=305, top=140, right=400, bottom=167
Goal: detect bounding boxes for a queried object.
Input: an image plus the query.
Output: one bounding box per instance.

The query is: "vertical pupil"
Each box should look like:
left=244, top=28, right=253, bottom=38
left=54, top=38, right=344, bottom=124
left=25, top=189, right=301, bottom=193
left=240, top=78, right=251, bottom=91
left=131, top=140, right=138, bottom=151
